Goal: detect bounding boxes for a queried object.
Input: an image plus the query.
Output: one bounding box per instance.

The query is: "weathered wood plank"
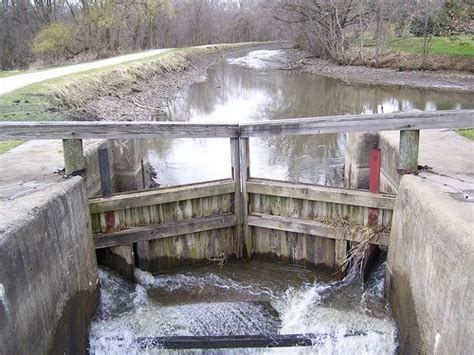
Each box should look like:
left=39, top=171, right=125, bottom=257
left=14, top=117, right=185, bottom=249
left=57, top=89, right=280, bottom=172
left=398, top=130, right=420, bottom=174
left=0, top=121, right=240, bottom=140
left=2, top=110, right=472, bottom=140
left=247, top=179, right=395, bottom=210
left=62, top=139, right=85, bottom=176
left=334, top=240, right=348, bottom=275
left=94, top=214, right=237, bottom=249
left=239, top=110, right=474, bottom=137
left=135, top=333, right=350, bottom=349
left=240, top=138, right=252, bottom=258
left=230, top=138, right=243, bottom=257
left=89, top=180, right=235, bottom=214
left=98, top=148, right=112, bottom=196
left=248, top=213, right=390, bottom=246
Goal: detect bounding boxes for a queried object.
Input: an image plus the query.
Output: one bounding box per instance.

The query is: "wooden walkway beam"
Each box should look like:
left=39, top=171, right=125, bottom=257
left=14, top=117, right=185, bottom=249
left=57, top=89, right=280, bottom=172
left=248, top=213, right=390, bottom=247
left=1, top=110, right=472, bottom=140
left=247, top=178, right=395, bottom=210
left=89, top=179, right=235, bottom=214
left=239, top=110, right=474, bottom=137
left=94, top=213, right=237, bottom=249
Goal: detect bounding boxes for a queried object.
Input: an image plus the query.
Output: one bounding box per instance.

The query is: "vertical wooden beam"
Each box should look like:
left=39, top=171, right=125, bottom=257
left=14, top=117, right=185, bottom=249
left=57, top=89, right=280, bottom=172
left=230, top=138, right=243, bottom=258
left=240, top=138, right=252, bottom=259
left=98, top=148, right=116, bottom=233
left=98, top=148, right=112, bottom=196
left=335, top=239, right=347, bottom=279
left=368, top=148, right=381, bottom=225
left=62, top=139, right=86, bottom=177
left=397, top=130, right=420, bottom=175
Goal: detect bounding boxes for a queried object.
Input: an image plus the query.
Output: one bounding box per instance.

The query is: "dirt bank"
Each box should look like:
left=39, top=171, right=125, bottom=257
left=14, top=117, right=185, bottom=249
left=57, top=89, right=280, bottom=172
left=73, top=43, right=473, bottom=122
left=70, top=45, right=267, bottom=121
left=290, top=49, right=474, bottom=93
left=81, top=54, right=212, bottom=121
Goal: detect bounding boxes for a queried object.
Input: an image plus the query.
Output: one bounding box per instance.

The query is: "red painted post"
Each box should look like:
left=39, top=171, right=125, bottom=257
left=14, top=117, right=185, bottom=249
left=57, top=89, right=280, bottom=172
left=368, top=148, right=381, bottom=225
left=105, top=212, right=116, bottom=233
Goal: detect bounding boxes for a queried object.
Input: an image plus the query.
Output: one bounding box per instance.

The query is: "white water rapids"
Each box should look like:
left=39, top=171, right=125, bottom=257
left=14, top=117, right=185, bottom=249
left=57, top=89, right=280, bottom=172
left=89, top=259, right=397, bottom=354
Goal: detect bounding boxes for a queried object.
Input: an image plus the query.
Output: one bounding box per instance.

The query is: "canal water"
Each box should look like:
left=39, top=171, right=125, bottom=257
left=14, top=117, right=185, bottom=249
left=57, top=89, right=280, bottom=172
left=148, top=49, right=474, bottom=187
left=89, top=258, right=397, bottom=353
left=89, top=50, right=473, bottom=353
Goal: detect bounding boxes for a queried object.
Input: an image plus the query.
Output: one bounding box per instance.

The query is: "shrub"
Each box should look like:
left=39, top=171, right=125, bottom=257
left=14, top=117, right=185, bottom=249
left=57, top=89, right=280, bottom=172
left=31, top=23, right=72, bottom=60
left=409, top=15, right=442, bottom=37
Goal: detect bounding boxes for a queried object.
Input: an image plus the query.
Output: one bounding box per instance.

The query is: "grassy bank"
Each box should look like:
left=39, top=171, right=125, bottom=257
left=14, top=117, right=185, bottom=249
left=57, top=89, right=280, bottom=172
left=356, top=35, right=474, bottom=72
left=391, top=35, right=474, bottom=57
left=0, top=43, right=262, bottom=153
left=0, top=71, right=22, bottom=78
left=458, top=129, right=474, bottom=140
left=0, top=140, right=24, bottom=154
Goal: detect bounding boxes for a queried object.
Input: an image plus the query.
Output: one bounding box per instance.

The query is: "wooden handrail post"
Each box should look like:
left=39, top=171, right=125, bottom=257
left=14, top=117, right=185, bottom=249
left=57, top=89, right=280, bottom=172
left=397, top=130, right=420, bottom=175
left=230, top=138, right=243, bottom=257
left=240, top=138, right=252, bottom=259
left=63, top=139, right=86, bottom=177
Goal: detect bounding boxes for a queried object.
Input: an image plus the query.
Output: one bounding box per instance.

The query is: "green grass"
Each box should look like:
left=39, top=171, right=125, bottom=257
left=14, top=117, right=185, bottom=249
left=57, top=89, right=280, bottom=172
left=0, top=140, right=24, bottom=153
left=390, top=35, right=474, bottom=57
left=0, top=71, right=22, bottom=78
left=458, top=129, right=474, bottom=140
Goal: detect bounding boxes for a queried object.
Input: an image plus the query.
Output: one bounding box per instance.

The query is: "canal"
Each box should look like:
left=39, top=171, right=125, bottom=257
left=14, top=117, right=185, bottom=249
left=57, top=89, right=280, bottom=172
left=89, top=49, right=473, bottom=353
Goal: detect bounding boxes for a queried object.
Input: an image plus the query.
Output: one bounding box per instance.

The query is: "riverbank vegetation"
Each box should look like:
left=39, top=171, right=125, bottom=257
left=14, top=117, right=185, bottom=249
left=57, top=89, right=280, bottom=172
left=0, top=0, right=280, bottom=71
left=1, top=1, right=472, bottom=73
left=274, top=0, right=473, bottom=71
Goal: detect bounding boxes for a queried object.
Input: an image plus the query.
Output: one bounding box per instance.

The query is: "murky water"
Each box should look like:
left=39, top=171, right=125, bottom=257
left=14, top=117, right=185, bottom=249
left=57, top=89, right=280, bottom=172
left=148, top=49, right=474, bottom=187
left=89, top=258, right=397, bottom=354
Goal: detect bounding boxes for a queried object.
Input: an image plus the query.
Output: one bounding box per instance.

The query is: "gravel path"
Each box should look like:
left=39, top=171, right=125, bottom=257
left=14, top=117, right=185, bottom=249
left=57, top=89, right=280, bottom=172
left=0, top=48, right=171, bottom=95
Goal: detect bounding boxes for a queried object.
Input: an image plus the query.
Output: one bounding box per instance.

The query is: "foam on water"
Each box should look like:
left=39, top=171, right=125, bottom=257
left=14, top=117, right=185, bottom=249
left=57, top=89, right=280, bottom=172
left=228, top=50, right=285, bottom=69
left=89, top=261, right=397, bottom=354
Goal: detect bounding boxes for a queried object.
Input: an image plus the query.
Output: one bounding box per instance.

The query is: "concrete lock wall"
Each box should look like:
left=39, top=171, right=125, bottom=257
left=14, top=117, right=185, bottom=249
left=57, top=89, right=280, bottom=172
left=386, top=175, right=474, bottom=354
left=0, top=137, right=150, bottom=352
left=346, top=130, right=474, bottom=353
left=0, top=178, right=99, bottom=354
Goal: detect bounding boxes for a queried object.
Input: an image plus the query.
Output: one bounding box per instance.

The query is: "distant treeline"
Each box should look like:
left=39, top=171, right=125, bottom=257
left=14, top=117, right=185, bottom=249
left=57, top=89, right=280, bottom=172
left=1, top=0, right=472, bottom=70
left=0, top=0, right=283, bottom=70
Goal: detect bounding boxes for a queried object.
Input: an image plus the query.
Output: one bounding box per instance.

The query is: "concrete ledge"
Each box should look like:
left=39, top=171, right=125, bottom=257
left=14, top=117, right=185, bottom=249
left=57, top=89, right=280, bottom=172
left=345, top=130, right=474, bottom=194
left=386, top=175, right=474, bottom=354
left=0, top=178, right=99, bottom=353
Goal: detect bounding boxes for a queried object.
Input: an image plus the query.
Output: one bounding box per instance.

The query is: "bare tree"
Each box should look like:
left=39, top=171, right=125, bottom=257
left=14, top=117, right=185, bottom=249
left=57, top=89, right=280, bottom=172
left=274, top=0, right=374, bottom=61
left=0, top=0, right=281, bottom=70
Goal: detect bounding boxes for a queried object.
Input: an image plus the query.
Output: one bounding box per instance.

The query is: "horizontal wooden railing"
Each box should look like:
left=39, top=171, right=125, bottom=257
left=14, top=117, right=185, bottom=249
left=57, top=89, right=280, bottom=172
left=89, top=179, right=235, bottom=214
left=247, top=178, right=395, bottom=210
left=94, top=214, right=237, bottom=249
left=0, top=110, right=472, bottom=140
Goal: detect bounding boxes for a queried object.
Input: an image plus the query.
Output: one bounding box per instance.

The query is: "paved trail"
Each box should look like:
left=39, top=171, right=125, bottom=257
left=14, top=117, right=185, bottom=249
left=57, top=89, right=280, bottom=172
left=0, top=48, right=171, bottom=96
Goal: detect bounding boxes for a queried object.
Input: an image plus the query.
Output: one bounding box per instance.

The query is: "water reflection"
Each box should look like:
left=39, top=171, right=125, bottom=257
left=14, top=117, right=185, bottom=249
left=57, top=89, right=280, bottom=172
left=148, top=50, right=474, bottom=186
